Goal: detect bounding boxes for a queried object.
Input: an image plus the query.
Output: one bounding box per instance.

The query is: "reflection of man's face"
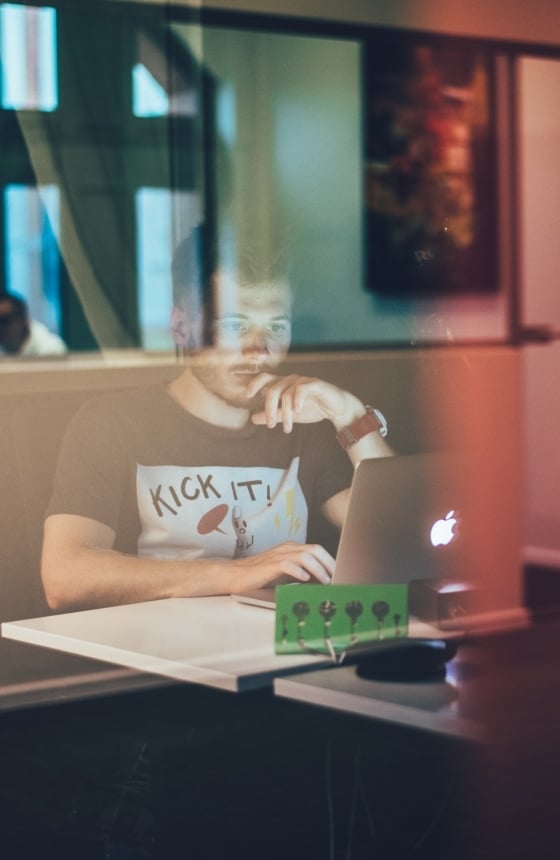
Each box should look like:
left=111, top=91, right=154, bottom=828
left=0, top=300, right=28, bottom=354
left=189, top=277, right=292, bottom=410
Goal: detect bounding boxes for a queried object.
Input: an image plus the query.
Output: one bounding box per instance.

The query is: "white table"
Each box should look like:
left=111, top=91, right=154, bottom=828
left=1, top=596, right=331, bottom=692
left=274, top=647, right=484, bottom=741
left=2, top=596, right=450, bottom=695
left=2, top=596, right=481, bottom=740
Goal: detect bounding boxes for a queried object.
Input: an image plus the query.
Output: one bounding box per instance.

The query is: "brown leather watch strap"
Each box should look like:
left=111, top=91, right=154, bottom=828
left=336, top=406, right=384, bottom=449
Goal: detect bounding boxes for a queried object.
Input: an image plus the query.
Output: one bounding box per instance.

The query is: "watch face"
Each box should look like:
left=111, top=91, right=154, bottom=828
left=370, top=407, right=388, bottom=437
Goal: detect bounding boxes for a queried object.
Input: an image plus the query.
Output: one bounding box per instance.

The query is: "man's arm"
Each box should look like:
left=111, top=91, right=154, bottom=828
left=248, top=372, right=393, bottom=460
left=320, top=488, right=350, bottom=532
left=320, top=414, right=394, bottom=528
left=42, top=513, right=335, bottom=611
left=247, top=372, right=394, bottom=528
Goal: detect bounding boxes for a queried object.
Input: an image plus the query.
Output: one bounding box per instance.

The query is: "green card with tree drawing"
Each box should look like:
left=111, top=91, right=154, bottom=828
left=274, top=584, right=408, bottom=656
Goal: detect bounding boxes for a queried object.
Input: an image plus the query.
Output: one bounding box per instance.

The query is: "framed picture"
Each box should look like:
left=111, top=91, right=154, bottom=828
left=364, top=31, right=499, bottom=297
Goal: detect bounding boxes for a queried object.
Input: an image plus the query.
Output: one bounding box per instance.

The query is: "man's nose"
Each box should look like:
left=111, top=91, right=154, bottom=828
left=242, top=327, right=269, bottom=355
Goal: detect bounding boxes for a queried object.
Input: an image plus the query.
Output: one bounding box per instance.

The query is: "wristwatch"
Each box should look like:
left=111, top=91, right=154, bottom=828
left=336, top=405, right=388, bottom=449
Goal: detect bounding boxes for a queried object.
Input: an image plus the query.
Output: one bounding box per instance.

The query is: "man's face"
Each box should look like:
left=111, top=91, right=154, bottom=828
left=185, top=276, right=292, bottom=410
left=0, top=300, right=28, bottom=354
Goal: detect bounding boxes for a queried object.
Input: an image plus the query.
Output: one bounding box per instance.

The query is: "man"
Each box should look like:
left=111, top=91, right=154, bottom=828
left=0, top=292, right=67, bottom=356
left=42, top=226, right=392, bottom=610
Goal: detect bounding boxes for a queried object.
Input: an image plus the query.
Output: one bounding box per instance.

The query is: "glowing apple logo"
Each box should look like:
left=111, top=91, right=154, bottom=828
left=430, top=510, right=458, bottom=547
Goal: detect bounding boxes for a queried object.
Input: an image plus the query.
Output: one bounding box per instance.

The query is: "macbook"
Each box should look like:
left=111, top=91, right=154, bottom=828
left=232, top=451, right=475, bottom=610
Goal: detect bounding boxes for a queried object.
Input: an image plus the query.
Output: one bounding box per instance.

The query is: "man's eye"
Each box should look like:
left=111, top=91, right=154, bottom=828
left=218, top=320, right=247, bottom=335
left=268, top=322, right=290, bottom=335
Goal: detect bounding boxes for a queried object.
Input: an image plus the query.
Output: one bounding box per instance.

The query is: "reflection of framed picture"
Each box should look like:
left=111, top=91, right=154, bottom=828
left=364, top=32, right=499, bottom=296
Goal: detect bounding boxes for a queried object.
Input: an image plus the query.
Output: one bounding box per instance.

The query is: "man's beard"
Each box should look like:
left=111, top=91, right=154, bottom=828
left=190, top=362, right=267, bottom=411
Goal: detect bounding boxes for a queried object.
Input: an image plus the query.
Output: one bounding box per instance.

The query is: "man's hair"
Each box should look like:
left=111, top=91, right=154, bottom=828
left=172, top=223, right=291, bottom=308
left=0, top=292, right=28, bottom=319
left=171, top=223, right=292, bottom=345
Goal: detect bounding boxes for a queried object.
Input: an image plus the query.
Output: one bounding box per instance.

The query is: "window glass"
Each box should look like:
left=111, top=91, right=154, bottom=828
left=4, top=183, right=62, bottom=335
left=0, top=2, right=512, bottom=356
left=133, top=62, right=170, bottom=118
left=0, top=4, right=58, bottom=111
left=132, top=29, right=199, bottom=118
left=136, top=188, right=200, bottom=350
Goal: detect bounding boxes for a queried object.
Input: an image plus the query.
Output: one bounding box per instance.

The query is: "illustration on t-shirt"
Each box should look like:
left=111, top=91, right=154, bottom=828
left=232, top=506, right=255, bottom=557
left=136, top=457, right=308, bottom=560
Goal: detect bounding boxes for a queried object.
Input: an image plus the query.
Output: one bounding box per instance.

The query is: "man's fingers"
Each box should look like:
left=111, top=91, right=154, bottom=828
left=250, top=411, right=268, bottom=426
left=234, top=542, right=335, bottom=591
left=297, top=550, right=332, bottom=583
left=293, top=384, right=307, bottom=414
left=262, top=376, right=299, bottom=430
left=247, top=374, right=349, bottom=432
left=248, top=375, right=314, bottom=432
left=280, top=544, right=335, bottom=583
left=264, top=386, right=282, bottom=429
left=281, top=561, right=311, bottom=582
left=245, top=372, right=278, bottom=399
left=246, top=373, right=284, bottom=428
left=280, top=389, right=295, bottom=433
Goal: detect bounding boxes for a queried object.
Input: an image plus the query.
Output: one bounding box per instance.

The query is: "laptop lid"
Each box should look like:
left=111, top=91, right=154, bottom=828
left=233, top=451, right=472, bottom=608
left=333, top=452, right=472, bottom=587
left=234, top=449, right=524, bottom=635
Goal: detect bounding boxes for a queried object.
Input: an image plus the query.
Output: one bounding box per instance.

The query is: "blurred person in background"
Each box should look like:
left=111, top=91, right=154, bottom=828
left=0, top=291, right=67, bottom=357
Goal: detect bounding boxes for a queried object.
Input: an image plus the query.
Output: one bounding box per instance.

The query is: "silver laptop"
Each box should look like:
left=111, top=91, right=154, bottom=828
left=232, top=451, right=474, bottom=609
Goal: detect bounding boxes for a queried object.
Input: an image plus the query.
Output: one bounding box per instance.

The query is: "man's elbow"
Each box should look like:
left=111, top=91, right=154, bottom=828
left=41, top=554, right=77, bottom=612
left=41, top=577, right=70, bottom=613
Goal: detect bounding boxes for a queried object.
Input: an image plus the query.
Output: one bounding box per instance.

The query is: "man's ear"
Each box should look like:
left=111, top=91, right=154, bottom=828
left=170, top=305, right=202, bottom=350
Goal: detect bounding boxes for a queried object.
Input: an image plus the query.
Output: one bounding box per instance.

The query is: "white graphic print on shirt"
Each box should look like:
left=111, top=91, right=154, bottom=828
left=136, top=457, right=308, bottom=560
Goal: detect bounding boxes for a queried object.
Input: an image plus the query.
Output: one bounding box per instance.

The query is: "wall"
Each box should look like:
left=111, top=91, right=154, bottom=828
left=174, top=14, right=511, bottom=348
left=518, top=57, right=560, bottom=562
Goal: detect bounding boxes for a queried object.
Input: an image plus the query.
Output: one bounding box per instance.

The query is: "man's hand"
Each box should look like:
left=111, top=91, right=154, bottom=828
left=246, top=373, right=365, bottom=433
left=230, top=541, right=335, bottom=593
left=246, top=371, right=393, bottom=487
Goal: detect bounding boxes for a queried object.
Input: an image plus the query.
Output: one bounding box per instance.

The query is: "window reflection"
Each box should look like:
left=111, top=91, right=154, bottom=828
left=133, top=29, right=199, bottom=118
left=0, top=2, right=512, bottom=357
left=136, top=188, right=200, bottom=351
left=133, top=63, right=170, bottom=118
left=4, top=184, right=62, bottom=336
left=0, top=4, right=57, bottom=111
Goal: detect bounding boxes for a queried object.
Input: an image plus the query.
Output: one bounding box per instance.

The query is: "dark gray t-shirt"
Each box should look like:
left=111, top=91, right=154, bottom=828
left=47, top=385, right=352, bottom=560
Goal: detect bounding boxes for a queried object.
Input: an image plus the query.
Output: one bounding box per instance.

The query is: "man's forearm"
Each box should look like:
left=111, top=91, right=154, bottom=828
left=343, top=426, right=394, bottom=467
left=248, top=375, right=394, bottom=466
left=42, top=538, right=335, bottom=612
left=42, top=546, right=236, bottom=612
